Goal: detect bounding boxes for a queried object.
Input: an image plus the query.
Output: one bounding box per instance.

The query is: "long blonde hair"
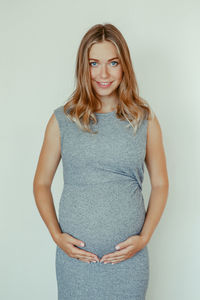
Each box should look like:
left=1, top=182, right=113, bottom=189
left=63, top=23, right=154, bottom=135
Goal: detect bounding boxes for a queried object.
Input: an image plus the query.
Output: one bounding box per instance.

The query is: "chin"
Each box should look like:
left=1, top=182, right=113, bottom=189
left=96, top=91, right=115, bottom=97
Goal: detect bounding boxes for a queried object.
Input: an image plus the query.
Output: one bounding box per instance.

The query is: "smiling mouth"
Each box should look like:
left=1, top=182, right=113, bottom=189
left=96, top=81, right=113, bottom=87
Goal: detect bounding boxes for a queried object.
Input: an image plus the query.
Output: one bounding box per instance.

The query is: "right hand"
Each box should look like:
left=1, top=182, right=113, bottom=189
left=55, top=232, right=100, bottom=263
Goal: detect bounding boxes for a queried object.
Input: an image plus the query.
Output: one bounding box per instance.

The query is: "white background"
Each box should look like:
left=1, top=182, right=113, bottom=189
left=0, top=0, right=199, bottom=299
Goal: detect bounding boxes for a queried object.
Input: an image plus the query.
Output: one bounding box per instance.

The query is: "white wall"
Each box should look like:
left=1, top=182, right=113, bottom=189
left=1, top=0, right=199, bottom=299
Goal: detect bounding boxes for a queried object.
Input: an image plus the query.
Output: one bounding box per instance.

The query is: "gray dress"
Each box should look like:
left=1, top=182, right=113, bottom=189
left=53, top=105, right=149, bottom=300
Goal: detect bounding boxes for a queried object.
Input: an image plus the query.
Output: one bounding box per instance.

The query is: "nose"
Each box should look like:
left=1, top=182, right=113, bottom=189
left=99, top=64, right=109, bottom=79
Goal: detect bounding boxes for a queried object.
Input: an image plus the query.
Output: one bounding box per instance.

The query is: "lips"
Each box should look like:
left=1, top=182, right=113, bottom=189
left=96, top=81, right=113, bottom=88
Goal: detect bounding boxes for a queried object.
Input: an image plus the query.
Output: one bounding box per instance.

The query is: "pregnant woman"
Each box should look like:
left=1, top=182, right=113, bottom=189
left=33, top=23, right=169, bottom=299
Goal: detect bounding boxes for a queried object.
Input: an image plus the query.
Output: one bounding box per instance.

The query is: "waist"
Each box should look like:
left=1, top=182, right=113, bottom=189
left=63, top=177, right=141, bottom=192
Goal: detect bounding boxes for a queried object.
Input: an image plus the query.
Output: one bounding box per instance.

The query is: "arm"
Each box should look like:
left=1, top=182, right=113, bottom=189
left=140, top=113, right=169, bottom=245
left=33, top=113, right=62, bottom=243
left=99, top=113, right=169, bottom=263
left=33, top=112, right=100, bottom=263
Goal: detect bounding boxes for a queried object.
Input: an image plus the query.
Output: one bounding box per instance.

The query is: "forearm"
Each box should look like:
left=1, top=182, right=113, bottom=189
left=140, top=184, right=169, bottom=245
left=33, top=184, right=62, bottom=243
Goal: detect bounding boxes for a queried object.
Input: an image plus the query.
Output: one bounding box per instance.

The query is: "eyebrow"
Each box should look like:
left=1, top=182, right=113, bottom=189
left=89, top=57, right=119, bottom=61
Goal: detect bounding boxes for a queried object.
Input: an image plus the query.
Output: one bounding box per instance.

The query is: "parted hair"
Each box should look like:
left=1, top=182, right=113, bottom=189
left=63, top=23, right=154, bottom=135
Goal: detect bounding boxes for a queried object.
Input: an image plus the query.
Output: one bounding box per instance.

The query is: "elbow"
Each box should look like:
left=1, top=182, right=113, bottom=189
left=151, top=178, right=169, bottom=190
left=33, top=177, right=51, bottom=196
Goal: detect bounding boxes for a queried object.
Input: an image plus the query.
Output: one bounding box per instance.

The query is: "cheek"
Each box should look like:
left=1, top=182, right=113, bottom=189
left=90, top=68, right=97, bottom=80
left=114, top=67, right=123, bottom=80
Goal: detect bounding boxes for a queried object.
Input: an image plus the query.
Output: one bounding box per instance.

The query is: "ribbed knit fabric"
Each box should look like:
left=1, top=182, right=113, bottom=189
left=54, top=105, right=149, bottom=300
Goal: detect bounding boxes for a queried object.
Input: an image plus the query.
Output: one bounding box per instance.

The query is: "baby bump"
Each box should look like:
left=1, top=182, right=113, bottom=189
left=58, top=181, right=146, bottom=258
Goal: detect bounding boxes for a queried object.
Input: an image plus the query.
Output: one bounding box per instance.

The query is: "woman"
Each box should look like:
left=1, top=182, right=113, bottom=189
left=33, top=23, right=169, bottom=300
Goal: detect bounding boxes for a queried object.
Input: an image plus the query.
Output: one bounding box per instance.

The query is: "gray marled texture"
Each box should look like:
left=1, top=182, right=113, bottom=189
left=53, top=105, right=149, bottom=300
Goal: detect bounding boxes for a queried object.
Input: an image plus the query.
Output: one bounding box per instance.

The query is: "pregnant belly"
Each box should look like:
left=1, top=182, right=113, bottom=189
left=58, top=181, right=146, bottom=258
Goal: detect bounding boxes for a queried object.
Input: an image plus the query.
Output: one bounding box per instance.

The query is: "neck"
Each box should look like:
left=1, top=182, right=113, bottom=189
left=97, top=92, right=119, bottom=112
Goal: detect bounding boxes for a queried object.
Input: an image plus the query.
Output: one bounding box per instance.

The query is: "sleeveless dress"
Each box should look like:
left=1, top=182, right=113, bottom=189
left=53, top=105, right=149, bottom=300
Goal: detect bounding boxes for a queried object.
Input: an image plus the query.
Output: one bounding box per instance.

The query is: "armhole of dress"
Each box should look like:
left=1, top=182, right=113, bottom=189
left=146, top=105, right=155, bottom=135
left=144, top=105, right=155, bottom=160
left=144, top=118, right=148, bottom=159
left=53, top=106, right=66, bottom=154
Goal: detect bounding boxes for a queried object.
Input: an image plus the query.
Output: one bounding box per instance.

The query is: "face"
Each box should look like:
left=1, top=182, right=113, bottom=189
left=88, top=41, right=123, bottom=101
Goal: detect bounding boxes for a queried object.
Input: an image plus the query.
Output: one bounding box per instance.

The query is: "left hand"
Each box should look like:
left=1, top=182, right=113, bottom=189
left=99, top=235, right=147, bottom=264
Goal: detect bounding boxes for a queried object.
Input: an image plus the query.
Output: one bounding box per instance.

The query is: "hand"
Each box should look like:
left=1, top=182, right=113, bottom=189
left=55, top=233, right=99, bottom=263
left=100, top=235, right=147, bottom=264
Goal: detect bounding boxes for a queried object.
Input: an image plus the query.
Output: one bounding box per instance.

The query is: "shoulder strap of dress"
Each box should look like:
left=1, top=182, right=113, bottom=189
left=54, top=105, right=67, bottom=127
left=53, top=105, right=68, bottom=148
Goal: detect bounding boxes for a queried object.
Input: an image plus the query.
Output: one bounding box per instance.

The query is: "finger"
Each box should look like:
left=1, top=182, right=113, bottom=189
left=76, top=256, right=98, bottom=263
left=74, top=253, right=98, bottom=262
left=111, top=260, right=120, bottom=264
left=111, top=258, right=124, bottom=264
left=103, top=256, right=125, bottom=263
left=101, top=249, right=128, bottom=260
left=104, top=255, right=125, bottom=261
left=104, top=257, right=125, bottom=264
left=77, top=254, right=98, bottom=261
left=75, top=250, right=99, bottom=261
left=77, top=257, right=91, bottom=263
left=74, top=249, right=98, bottom=260
left=106, top=251, right=137, bottom=263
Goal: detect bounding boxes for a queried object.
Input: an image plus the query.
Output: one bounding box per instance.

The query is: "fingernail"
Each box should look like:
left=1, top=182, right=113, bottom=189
left=104, top=262, right=108, bottom=264
left=115, top=245, right=120, bottom=250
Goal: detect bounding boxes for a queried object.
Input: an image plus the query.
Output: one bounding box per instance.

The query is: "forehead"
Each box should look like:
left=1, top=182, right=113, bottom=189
left=89, top=41, right=118, bottom=60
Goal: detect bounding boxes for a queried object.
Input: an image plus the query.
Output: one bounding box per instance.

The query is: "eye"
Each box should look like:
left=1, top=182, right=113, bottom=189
left=89, top=61, right=119, bottom=67
left=111, top=61, right=119, bottom=66
left=89, top=62, right=97, bottom=67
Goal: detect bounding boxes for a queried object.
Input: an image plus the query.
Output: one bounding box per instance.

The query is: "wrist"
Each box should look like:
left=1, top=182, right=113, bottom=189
left=139, top=234, right=150, bottom=246
left=52, top=232, right=62, bottom=244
